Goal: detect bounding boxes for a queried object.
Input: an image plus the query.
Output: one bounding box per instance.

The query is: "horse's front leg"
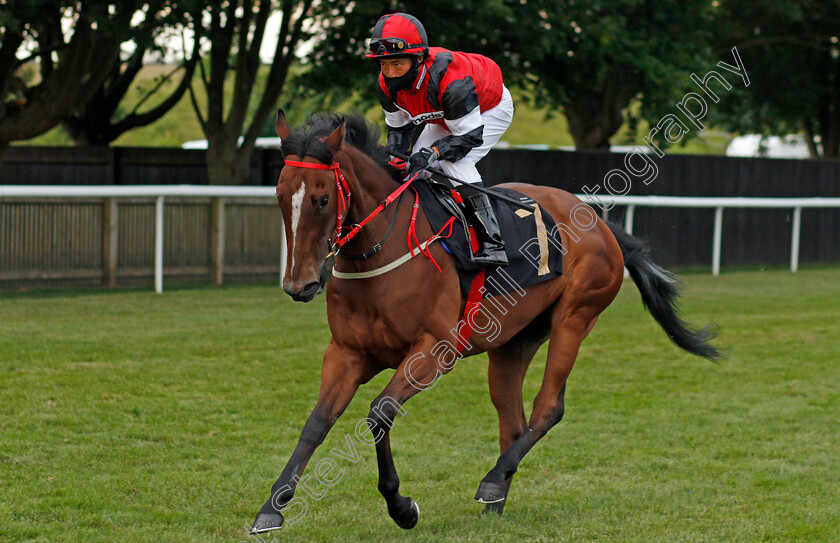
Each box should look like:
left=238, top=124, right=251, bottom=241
left=366, top=335, right=454, bottom=529
left=251, top=342, right=371, bottom=534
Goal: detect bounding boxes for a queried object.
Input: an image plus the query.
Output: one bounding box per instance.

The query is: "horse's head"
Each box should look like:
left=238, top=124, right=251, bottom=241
left=274, top=110, right=347, bottom=302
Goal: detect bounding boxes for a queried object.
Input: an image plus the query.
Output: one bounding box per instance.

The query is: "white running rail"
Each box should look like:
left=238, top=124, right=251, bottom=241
left=2, top=185, right=839, bottom=290
left=595, top=195, right=840, bottom=276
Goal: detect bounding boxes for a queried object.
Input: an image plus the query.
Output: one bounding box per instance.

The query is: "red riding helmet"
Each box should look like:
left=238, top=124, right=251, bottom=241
left=365, top=13, right=428, bottom=60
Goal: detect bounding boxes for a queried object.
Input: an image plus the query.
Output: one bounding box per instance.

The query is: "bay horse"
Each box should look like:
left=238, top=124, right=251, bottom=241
left=250, top=111, right=718, bottom=534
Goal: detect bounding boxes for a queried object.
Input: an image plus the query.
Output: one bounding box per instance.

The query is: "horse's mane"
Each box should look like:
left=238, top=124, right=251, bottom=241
left=281, top=112, right=397, bottom=179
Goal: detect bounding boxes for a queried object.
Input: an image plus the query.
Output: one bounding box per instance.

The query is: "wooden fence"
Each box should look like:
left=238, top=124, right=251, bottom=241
left=0, top=146, right=282, bottom=186
left=0, top=196, right=281, bottom=289
left=477, top=149, right=840, bottom=268
left=1, top=146, right=839, bottom=289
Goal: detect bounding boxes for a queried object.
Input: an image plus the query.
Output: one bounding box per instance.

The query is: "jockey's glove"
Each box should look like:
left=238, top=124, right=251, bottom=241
left=407, top=147, right=437, bottom=176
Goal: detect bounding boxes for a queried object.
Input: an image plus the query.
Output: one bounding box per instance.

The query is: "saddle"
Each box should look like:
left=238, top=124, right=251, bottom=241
left=411, top=178, right=564, bottom=298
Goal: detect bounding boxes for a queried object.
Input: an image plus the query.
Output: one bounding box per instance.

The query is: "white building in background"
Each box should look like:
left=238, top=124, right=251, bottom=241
left=726, top=134, right=812, bottom=159
left=181, top=137, right=283, bottom=150
left=194, top=134, right=809, bottom=157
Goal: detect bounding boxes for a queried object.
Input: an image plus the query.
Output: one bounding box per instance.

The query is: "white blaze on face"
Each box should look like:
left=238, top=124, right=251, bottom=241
left=289, top=182, right=306, bottom=274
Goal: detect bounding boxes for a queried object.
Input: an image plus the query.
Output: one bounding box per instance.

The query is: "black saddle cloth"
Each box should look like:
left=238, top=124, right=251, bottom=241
left=411, top=180, right=564, bottom=298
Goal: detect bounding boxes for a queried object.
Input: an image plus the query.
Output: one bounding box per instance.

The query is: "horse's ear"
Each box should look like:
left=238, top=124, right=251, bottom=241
left=324, top=117, right=346, bottom=152
left=275, top=109, right=290, bottom=139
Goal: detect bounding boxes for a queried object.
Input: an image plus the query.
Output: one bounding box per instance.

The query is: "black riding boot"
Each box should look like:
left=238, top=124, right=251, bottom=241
left=463, top=189, right=509, bottom=267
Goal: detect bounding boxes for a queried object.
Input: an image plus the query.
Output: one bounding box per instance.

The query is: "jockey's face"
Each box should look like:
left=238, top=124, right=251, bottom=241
left=379, top=58, right=413, bottom=79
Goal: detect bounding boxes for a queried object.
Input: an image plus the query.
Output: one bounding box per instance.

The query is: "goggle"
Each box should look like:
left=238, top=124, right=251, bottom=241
left=369, top=37, right=422, bottom=55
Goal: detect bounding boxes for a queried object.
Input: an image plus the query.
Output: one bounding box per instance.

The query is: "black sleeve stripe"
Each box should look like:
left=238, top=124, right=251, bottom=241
left=426, top=51, right=453, bottom=110
left=441, top=77, right=480, bottom=121
left=433, top=125, right=484, bottom=163
left=377, top=84, right=399, bottom=113
left=392, top=123, right=415, bottom=134
left=387, top=125, right=415, bottom=155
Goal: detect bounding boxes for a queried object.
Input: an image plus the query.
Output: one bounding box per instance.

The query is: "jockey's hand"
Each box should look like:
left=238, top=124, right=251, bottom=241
left=406, top=147, right=437, bottom=176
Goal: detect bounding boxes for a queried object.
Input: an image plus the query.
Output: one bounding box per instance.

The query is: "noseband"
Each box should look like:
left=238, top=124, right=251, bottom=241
left=283, top=159, right=351, bottom=250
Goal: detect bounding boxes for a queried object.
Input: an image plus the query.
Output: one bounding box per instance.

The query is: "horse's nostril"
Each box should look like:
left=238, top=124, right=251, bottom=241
left=301, top=282, right=320, bottom=298
left=284, top=280, right=321, bottom=302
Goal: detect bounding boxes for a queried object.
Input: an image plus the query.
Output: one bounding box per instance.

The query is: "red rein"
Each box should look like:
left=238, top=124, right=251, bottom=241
left=282, top=159, right=450, bottom=270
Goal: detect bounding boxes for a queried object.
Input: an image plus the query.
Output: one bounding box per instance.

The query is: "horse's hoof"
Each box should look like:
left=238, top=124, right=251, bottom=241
left=394, top=500, right=420, bottom=530
left=481, top=500, right=506, bottom=516
left=475, top=481, right=507, bottom=504
left=249, top=511, right=284, bottom=534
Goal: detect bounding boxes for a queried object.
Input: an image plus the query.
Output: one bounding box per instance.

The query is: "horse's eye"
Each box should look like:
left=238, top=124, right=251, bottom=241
left=318, top=196, right=329, bottom=210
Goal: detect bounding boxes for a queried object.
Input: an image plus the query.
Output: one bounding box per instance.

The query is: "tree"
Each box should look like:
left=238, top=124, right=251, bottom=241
left=61, top=3, right=202, bottom=146
left=293, top=0, right=721, bottom=150
left=0, top=2, right=146, bottom=153
left=188, top=0, right=316, bottom=185
left=297, top=0, right=538, bottom=115
left=712, top=0, right=840, bottom=158
left=522, top=1, right=720, bottom=150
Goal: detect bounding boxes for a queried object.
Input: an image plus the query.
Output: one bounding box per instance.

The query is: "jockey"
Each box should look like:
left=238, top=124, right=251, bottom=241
left=366, top=12, right=513, bottom=266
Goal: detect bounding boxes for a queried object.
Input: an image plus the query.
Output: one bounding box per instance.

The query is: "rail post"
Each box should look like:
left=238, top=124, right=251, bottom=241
left=155, top=196, right=164, bottom=293
left=790, top=206, right=802, bottom=273
left=712, top=206, right=724, bottom=276
left=102, top=197, right=118, bottom=286
left=623, top=205, right=635, bottom=278
left=210, top=197, right=226, bottom=285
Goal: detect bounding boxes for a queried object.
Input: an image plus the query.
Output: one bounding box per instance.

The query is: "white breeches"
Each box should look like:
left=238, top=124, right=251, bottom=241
left=412, top=85, right=514, bottom=185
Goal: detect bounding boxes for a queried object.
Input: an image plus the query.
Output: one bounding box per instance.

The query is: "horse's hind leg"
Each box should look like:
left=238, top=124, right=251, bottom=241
left=482, top=336, right=543, bottom=515
left=475, top=302, right=603, bottom=504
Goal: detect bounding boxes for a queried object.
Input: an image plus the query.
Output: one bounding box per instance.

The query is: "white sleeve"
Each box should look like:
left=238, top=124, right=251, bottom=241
left=384, top=108, right=412, bottom=129
left=444, top=105, right=483, bottom=136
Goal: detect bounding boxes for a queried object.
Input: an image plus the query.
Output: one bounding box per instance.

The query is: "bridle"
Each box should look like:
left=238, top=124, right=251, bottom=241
left=283, top=159, right=352, bottom=252
left=282, top=158, right=421, bottom=256
left=280, top=156, right=456, bottom=277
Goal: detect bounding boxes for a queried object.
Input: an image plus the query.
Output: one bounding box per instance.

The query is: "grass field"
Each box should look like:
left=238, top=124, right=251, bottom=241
left=1, top=267, right=839, bottom=542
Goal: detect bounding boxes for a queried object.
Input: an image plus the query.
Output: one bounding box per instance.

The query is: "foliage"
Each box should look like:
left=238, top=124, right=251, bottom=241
left=61, top=2, right=202, bottom=146
left=1, top=268, right=840, bottom=541
left=0, top=2, right=175, bottom=150
left=188, top=0, right=318, bottom=185
left=10, top=1, right=839, bottom=159
left=14, top=67, right=565, bottom=149
left=299, top=0, right=719, bottom=150
left=711, top=0, right=840, bottom=157
left=295, top=0, right=570, bottom=118
left=298, top=0, right=532, bottom=112
left=19, top=73, right=733, bottom=153
left=526, top=0, right=718, bottom=149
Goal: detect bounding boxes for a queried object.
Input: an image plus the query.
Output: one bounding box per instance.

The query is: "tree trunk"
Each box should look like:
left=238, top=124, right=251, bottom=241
left=563, top=88, right=630, bottom=150
left=566, top=108, right=616, bottom=150
left=819, top=112, right=840, bottom=159
left=64, top=116, right=105, bottom=146
left=802, top=121, right=821, bottom=158
left=189, top=0, right=314, bottom=189
left=823, top=134, right=840, bottom=158
left=0, top=30, right=121, bottom=146
left=822, top=90, right=840, bottom=159
left=206, top=138, right=252, bottom=185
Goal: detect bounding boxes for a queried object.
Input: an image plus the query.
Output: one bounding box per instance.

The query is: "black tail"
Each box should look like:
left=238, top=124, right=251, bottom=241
left=607, top=222, right=721, bottom=360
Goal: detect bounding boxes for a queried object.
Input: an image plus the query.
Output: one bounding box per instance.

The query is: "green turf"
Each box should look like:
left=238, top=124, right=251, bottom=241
left=1, top=268, right=839, bottom=542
